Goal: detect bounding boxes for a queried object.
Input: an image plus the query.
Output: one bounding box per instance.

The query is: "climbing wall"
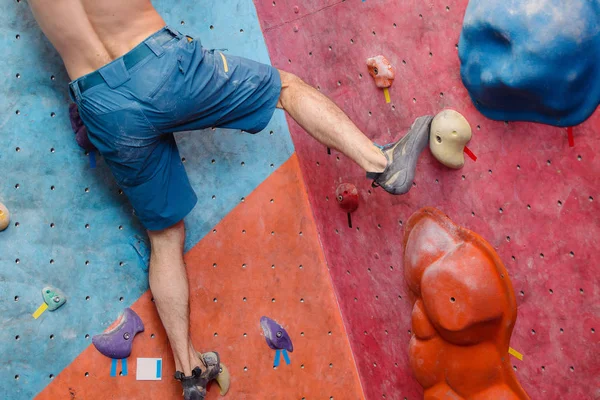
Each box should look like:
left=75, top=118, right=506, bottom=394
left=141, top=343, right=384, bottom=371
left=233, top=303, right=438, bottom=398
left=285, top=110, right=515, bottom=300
left=3, top=0, right=599, bottom=399
left=0, top=0, right=363, bottom=399
left=36, top=156, right=363, bottom=400
left=254, top=0, right=600, bottom=398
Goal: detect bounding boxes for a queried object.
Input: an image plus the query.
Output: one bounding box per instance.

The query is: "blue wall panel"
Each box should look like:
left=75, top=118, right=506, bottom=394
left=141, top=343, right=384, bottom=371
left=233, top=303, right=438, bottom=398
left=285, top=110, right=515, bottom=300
left=0, top=1, right=293, bottom=399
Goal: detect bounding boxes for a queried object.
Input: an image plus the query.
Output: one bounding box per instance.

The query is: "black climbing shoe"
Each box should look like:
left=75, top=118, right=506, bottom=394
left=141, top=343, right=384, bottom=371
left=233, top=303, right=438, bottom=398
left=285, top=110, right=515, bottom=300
left=174, top=352, right=230, bottom=400
left=175, top=367, right=206, bottom=400
left=367, top=115, right=434, bottom=195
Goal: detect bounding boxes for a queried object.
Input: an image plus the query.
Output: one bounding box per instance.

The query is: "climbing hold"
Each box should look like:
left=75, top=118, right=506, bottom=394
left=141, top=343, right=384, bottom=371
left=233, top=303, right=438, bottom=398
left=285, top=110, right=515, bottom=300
left=33, top=286, right=67, bottom=319
left=69, top=103, right=97, bottom=152
left=76, top=126, right=95, bottom=152
left=403, top=207, right=529, bottom=399
left=293, top=5, right=299, bottom=13
left=68, top=103, right=83, bottom=132
left=429, top=109, right=472, bottom=169
left=335, top=183, right=359, bottom=213
left=366, top=55, right=395, bottom=88
left=42, top=286, right=67, bottom=311
left=261, top=316, right=293, bottom=367
left=459, top=0, right=600, bottom=127
left=92, top=308, right=144, bottom=359
left=199, top=352, right=231, bottom=395
left=0, top=202, right=10, bottom=231
left=260, top=316, right=293, bottom=352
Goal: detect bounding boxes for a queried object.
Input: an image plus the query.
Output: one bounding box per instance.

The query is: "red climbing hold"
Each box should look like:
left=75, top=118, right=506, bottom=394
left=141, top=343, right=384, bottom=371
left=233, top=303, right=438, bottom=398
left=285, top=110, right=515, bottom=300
left=335, top=183, right=359, bottom=213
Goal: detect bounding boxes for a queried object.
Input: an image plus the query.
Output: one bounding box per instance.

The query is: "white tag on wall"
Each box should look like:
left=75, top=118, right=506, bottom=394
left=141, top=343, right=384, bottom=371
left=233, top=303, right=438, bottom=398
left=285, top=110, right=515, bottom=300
left=136, top=358, right=162, bottom=380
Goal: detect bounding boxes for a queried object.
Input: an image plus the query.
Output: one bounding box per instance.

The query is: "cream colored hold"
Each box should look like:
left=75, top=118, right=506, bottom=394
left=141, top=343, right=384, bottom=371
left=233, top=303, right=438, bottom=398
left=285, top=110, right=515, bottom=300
left=0, top=202, right=10, bottom=231
left=216, top=362, right=231, bottom=395
left=430, top=109, right=472, bottom=169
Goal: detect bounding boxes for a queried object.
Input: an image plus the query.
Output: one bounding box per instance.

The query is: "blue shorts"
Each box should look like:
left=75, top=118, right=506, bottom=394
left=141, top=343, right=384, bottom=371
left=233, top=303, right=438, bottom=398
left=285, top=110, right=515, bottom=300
left=69, top=26, right=282, bottom=231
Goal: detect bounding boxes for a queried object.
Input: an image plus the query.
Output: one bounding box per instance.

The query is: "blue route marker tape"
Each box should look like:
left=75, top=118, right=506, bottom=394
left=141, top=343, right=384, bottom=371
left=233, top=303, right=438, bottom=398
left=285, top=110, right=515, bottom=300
left=273, top=349, right=281, bottom=367
left=121, top=358, right=128, bottom=376
left=156, top=359, right=162, bottom=379
left=110, top=358, right=118, bottom=377
left=282, top=349, right=291, bottom=365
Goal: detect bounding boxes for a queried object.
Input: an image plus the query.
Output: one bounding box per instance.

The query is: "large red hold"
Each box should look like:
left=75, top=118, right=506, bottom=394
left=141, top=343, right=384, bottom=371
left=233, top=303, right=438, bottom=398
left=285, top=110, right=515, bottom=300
left=403, top=207, right=529, bottom=399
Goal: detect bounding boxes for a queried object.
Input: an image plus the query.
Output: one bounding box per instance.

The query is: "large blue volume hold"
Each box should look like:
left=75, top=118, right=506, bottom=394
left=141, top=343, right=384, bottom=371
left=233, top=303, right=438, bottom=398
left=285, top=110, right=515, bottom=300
left=459, top=0, right=600, bottom=127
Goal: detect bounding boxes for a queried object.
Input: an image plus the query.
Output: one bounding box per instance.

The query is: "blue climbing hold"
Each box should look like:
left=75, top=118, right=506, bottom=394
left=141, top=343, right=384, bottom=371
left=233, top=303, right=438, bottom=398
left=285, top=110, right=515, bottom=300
left=459, top=0, right=600, bottom=127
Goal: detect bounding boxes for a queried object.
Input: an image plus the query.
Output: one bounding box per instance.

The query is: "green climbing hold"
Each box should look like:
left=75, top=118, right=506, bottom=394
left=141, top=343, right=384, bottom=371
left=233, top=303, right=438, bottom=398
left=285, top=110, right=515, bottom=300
left=42, top=286, right=66, bottom=311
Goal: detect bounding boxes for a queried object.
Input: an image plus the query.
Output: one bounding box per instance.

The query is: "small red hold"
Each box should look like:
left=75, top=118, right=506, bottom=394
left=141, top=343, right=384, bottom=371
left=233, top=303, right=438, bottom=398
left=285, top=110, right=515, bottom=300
left=293, top=5, right=299, bottom=13
left=336, top=183, right=359, bottom=213
left=293, top=25, right=299, bottom=32
left=366, top=55, right=395, bottom=88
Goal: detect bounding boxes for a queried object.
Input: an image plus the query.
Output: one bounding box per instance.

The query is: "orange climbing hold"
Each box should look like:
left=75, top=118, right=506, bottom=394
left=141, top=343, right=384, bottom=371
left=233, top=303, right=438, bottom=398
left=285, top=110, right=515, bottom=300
left=0, top=202, right=10, bottom=231
left=403, top=207, right=529, bottom=399
left=366, top=55, right=395, bottom=88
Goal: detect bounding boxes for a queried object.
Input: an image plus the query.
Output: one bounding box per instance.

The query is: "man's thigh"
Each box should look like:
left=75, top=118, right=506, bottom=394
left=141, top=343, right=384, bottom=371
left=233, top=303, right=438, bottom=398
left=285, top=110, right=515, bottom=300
left=159, top=40, right=283, bottom=134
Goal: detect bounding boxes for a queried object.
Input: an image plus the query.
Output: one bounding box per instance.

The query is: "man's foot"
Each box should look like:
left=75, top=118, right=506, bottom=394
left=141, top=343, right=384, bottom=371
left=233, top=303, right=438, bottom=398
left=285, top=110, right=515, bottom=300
left=175, top=367, right=206, bottom=400
left=174, top=352, right=230, bottom=400
left=367, top=115, right=434, bottom=195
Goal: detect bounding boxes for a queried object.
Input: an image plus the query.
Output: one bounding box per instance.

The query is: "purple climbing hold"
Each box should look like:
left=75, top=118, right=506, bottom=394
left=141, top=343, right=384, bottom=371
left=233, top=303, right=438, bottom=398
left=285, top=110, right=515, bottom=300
left=69, top=103, right=97, bottom=152
left=68, top=103, right=83, bottom=132
left=260, top=316, right=293, bottom=352
left=92, top=308, right=144, bottom=359
left=75, top=126, right=96, bottom=152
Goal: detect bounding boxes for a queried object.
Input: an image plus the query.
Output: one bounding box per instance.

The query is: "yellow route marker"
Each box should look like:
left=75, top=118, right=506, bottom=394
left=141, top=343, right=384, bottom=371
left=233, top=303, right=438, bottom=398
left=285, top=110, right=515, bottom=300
left=32, top=302, right=48, bottom=319
left=383, top=87, right=391, bottom=103
left=509, top=347, right=523, bottom=361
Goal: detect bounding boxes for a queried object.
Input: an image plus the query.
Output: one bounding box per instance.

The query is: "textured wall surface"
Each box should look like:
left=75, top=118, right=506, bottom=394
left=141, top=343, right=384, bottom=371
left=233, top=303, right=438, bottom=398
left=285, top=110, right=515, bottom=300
left=254, top=0, right=600, bottom=398
left=36, top=156, right=364, bottom=400
left=2, top=0, right=599, bottom=399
